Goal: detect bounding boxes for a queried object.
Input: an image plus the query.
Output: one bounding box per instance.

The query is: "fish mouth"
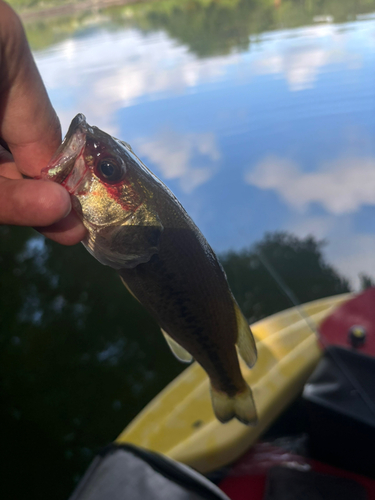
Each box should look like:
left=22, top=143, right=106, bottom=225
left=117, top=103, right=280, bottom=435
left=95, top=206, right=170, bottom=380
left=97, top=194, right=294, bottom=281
left=40, top=113, right=89, bottom=192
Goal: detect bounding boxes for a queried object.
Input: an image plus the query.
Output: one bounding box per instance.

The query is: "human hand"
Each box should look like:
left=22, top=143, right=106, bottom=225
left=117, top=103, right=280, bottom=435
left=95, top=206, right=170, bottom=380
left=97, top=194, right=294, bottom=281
left=0, top=0, right=87, bottom=244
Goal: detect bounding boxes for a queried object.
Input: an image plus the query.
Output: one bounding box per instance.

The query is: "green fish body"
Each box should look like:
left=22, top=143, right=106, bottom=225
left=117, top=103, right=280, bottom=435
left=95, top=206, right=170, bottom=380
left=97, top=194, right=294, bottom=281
left=41, top=114, right=258, bottom=425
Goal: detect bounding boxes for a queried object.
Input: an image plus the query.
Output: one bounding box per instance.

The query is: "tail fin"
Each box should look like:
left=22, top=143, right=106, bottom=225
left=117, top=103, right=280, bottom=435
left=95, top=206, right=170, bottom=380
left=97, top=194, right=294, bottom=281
left=210, top=384, right=258, bottom=426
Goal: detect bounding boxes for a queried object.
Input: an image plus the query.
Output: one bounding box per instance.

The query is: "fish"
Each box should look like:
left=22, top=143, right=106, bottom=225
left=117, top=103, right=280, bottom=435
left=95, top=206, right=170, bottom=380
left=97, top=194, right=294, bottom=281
left=41, top=114, right=258, bottom=425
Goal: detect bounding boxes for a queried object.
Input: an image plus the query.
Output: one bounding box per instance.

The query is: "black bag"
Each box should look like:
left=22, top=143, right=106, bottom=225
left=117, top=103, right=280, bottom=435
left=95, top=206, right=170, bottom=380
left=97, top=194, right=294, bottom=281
left=303, top=346, right=375, bottom=478
left=69, top=444, right=230, bottom=500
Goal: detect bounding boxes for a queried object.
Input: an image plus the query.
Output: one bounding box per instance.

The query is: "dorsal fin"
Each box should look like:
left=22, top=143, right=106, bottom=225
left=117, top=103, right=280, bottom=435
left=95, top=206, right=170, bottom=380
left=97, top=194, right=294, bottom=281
left=117, top=139, right=133, bottom=152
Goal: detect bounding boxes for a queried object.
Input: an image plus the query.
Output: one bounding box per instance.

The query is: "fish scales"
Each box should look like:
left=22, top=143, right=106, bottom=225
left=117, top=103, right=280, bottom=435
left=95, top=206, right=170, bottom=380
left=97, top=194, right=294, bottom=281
left=41, top=114, right=258, bottom=425
left=119, top=228, right=244, bottom=397
left=117, top=175, right=245, bottom=395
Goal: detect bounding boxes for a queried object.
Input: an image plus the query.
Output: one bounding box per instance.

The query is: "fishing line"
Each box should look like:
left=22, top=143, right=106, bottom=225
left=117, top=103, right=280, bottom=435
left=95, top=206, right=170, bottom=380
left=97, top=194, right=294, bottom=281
left=256, top=251, right=319, bottom=337
left=256, top=250, right=375, bottom=421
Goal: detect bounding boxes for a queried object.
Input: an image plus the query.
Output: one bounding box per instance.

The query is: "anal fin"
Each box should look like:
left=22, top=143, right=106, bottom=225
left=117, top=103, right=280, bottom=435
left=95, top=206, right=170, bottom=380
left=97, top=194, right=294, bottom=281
left=234, top=302, right=257, bottom=368
left=210, top=383, right=258, bottom=426
left=161, top=329, right=193, bottom=363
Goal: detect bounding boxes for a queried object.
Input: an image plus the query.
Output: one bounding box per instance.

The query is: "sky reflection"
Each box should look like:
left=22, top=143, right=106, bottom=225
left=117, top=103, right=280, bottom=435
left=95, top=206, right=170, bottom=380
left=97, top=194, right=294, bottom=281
left=32, top=14, right=375, bottom=288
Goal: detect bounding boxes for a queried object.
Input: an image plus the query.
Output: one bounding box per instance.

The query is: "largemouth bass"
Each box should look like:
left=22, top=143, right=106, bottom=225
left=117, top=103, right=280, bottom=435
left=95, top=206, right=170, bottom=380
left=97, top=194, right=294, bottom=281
left=41, top=114, right=258, bottom=425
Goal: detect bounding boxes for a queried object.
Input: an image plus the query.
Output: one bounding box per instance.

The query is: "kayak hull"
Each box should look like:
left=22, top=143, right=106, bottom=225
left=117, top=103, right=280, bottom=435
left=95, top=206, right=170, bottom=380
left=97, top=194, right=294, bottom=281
left=117, top=294, right=351, bottom=473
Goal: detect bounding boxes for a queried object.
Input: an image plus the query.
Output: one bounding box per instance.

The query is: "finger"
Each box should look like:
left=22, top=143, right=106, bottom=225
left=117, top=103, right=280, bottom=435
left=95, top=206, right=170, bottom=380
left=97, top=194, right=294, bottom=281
left=0, top=177, right=71, bottom=226
left=0, top=162, right=22, bottom=179
left=0, top=2, right=61, bottom=177
left=36, top=211, right=87, bottom=246
left=0, top=146, right=22, bottom=180
left=0, top=145, right=12, bottom=163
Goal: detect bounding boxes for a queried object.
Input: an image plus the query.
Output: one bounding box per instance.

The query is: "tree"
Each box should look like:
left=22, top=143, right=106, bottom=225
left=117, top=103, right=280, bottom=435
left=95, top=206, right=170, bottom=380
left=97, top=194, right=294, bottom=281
left=220, top=232, right=351, bottom=322
left=0, top=225, right=182, bottom=499
left=359, top=273, right=375, bottom=290
left=0, top=228, right=351, bottom=498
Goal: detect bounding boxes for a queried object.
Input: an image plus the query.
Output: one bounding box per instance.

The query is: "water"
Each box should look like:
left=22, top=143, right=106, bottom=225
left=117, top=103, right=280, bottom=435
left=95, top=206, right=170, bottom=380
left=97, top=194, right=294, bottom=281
left=1, top=0, right=375, bottom=498
left=27, top=1, right=375, bottom=288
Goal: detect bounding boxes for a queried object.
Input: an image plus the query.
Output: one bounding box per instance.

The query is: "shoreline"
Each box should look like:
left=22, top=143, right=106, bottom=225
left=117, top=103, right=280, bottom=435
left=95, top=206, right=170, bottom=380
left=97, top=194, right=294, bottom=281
left=18, top=0, right=156, bottom=21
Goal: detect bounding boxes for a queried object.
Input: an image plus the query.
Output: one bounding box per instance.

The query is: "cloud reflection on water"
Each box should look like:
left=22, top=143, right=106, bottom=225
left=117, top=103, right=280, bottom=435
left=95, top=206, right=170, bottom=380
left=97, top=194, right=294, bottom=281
left=249, top=22, right=362, bottom=91
left=33, top=14, right=375, bottom=288
left=36, top=29, right=232, bottom=133
left=136, top=129, right=220, bottom=193
left=288, top=213, right=375, bottom=289
left=246, top=155, right=375, bottom=215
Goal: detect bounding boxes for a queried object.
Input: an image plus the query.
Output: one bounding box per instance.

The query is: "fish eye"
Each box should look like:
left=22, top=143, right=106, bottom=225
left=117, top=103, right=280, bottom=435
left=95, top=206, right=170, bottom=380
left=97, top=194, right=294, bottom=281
left=96, top=158, right=124, bottom=183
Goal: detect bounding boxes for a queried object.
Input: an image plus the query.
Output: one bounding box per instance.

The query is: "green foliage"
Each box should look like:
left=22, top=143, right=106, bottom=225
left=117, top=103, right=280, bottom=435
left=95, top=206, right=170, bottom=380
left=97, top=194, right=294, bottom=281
left=0, top=225, right=182, bottom=499
left=9, top=0, right=82, bottom=10
left=122, top=0, right=268, bottom=57
left=129, top=0, right=375, bottom=57
left=359, top=272, right=375, bottom=290
left=21, top=15, right=93, bottom=51
left=220, top=232, right=351, bottom=322
left=12, top=0, right=375, bottom=55
left=0, top=226, right=353, bottom=498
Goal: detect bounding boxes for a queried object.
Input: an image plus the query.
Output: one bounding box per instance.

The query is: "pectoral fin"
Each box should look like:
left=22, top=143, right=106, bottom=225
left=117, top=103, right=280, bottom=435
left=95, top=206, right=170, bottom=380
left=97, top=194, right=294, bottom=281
left=83, top=205, right=163, bottom=270
left=234, top=302, right=257, bottom=368
left=109, top=206, right=163, bottom=268
left=161, top=329, right=193, bottom=363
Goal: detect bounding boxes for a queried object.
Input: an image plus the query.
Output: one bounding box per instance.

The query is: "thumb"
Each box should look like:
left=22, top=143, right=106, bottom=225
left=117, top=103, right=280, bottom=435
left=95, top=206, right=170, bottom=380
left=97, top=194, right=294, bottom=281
left=0, top=2, right=61, bottom=177
left=0, top=177, right=71, bottom=226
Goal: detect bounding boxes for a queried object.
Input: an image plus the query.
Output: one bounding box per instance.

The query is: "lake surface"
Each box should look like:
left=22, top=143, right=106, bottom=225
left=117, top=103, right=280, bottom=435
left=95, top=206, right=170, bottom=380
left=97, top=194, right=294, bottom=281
left=2, top=0, right=375, bottom=498
left=27, top=0, right=375, bottom=288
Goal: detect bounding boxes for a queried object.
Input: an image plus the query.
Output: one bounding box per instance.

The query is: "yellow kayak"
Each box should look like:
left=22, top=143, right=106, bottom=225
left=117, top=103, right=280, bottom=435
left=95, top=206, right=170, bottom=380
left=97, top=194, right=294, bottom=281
left=117, top=294, right=351, bottom=473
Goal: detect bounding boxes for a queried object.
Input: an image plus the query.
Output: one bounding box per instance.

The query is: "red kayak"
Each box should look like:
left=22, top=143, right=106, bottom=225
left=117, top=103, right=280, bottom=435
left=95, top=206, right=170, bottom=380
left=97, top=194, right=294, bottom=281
left=319, top=287, right=375, bottom=355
